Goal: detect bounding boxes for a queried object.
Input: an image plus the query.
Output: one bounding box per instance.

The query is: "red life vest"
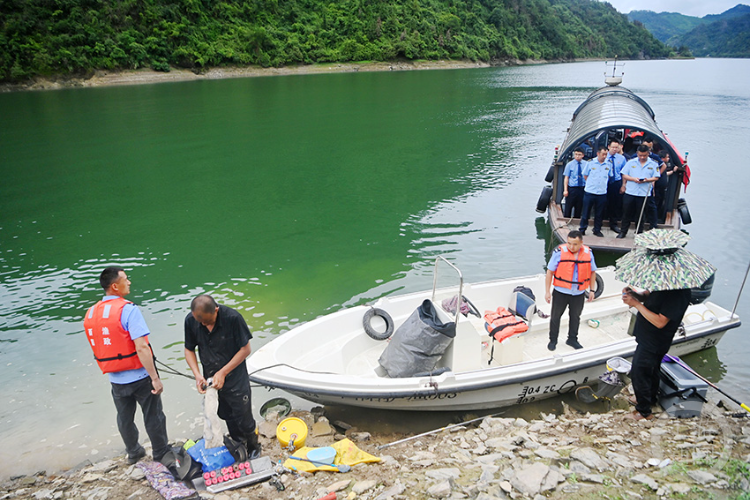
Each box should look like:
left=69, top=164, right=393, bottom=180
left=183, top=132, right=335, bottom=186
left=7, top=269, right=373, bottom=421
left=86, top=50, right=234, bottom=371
left=484, top=307, right=528, bottom=342
left=553, top=244, right=592, bottom=290
left=83, top=298, right=145, bottom=374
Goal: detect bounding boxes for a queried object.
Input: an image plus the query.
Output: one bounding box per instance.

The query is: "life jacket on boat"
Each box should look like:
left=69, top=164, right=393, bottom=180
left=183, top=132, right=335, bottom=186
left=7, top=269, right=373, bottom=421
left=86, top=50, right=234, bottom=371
left=83, top=298, right=145, bottom=374
left=552, top=244, right=592, bottom=290
left=484, top=307, right=528, bottom=342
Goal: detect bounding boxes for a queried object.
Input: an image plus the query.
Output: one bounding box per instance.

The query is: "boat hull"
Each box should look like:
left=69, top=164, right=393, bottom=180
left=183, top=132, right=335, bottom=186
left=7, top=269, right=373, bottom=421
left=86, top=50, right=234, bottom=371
left=270, top=329, right=727, bottom=411
left=247, top=268, right=739, bottom=411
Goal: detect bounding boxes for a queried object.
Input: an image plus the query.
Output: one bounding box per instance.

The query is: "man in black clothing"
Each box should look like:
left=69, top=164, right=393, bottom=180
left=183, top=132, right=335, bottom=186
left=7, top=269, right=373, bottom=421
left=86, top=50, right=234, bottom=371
left=184, top=294, right=261, bottom=458
left=622, top=287, right=691, bottom=420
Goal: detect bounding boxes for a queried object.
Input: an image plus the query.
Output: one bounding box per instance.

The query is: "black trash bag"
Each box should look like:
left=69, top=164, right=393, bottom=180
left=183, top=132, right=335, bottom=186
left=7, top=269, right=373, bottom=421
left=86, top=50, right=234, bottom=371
left=378, top=299, right=456, bottom=378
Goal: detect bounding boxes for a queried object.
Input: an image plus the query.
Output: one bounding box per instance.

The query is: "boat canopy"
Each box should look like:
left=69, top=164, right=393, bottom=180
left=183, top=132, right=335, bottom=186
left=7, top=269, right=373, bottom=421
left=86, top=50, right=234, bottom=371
left=559, top=86, right=682, bottom=164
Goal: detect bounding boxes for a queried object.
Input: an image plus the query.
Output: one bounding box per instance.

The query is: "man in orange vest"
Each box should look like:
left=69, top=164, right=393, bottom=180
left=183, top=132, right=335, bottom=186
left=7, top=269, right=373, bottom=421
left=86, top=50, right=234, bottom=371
left=84, top=266, right=170, bottom=464
left=544, top=230, right=597, bottom=351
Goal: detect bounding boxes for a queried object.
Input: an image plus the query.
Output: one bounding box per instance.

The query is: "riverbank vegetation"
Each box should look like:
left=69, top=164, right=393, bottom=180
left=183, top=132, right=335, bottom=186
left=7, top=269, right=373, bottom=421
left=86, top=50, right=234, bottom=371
left=0, top=0, right=673, bottom=82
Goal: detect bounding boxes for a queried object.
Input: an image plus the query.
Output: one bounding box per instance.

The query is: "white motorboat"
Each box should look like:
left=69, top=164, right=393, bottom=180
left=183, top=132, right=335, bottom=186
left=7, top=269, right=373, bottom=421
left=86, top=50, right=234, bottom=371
left=247, top=257, right=740, bottom=411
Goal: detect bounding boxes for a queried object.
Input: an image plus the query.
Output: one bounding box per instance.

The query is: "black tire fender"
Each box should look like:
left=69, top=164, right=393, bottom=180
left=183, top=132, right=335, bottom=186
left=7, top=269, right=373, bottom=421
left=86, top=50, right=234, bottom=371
left=678, top=202, right=692, bottom=225
left=363, top=308, right=394, bottom=340
left=544, top=165, right=555, bottom=183
left=536, top=186, right=553, bottom=213
left=593, top=274, right=605, bottom=299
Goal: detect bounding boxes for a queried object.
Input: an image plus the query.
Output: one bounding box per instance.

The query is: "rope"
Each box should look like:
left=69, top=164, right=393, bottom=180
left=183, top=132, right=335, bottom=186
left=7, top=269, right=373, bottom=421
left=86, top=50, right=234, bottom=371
left=155, top=359, right=194, bottom=379
left=155, top=359, right=338, bottom=389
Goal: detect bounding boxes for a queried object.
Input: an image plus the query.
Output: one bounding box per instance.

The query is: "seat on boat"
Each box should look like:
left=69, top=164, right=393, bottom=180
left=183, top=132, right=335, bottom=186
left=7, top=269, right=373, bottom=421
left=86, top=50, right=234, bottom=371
left=508, top=290, right=537, bottom=322
left=482, top=291, right=538, bottom=366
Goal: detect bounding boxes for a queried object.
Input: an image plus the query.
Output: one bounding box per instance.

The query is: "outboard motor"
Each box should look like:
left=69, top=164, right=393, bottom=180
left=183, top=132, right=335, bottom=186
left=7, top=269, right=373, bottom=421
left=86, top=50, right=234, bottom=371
left=690, top=273, right=714, bottom=305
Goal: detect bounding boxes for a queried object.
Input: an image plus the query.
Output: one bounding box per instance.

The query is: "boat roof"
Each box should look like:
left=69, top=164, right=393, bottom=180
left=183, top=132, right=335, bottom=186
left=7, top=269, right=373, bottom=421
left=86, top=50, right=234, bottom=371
left=559, top=86, right=677, bottom=160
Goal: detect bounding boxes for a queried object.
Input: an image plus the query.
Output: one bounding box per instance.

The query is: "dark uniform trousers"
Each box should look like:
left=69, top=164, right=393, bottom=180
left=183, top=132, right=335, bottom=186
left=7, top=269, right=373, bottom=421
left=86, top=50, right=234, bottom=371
left=218, top=377, right=258, bottom=447
left=621, top=193, right=658, bottom=234
left=564, top=186, right=585, bottom=218
left=630, top=342, right=671, bottom=418
left=606, top=180, right=622, bottom=227
left=111, top=376, right=170, bottom=461
left=548, top=289, right=585, bottom=343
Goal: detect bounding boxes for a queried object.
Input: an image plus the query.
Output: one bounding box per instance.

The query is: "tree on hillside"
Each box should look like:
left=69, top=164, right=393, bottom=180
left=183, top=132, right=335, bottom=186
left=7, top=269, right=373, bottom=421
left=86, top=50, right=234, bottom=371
left=0, top=0, right=674, bottom=82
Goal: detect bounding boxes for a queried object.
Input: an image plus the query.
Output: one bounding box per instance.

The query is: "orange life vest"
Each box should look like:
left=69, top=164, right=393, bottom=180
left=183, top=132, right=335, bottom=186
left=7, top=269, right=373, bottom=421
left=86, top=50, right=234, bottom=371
left=552, top=244, right=592, bottom=290
left=484, top=307, right=528, bottom=342
left=83, top=298, right=145, bottom=374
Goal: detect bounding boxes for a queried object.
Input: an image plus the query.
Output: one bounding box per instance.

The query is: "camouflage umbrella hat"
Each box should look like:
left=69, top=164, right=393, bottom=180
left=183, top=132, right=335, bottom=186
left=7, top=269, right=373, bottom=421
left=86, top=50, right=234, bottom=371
left=615, top=246, right=715, bottom=291
left=633, top=228, right=691, bottom=251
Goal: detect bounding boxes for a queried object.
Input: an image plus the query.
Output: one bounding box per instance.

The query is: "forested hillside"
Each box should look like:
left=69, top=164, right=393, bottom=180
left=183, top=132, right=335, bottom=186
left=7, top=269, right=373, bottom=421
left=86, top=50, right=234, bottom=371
left=0, top=0, right=672, bottom=82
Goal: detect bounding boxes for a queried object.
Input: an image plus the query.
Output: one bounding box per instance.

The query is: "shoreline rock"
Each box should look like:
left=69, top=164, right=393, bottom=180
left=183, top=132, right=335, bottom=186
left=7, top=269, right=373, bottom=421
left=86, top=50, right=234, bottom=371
left=3, top=394, right=749, bottom=500
left=0, top=58, right=595, bottom=93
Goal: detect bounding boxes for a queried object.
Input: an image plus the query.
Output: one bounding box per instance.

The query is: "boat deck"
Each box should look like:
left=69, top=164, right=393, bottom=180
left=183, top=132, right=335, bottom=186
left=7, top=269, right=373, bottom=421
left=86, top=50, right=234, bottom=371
left=345, top=293, right=635, bottom=377
left=344, top=293, right=728, bottom=378
left=548, top=203, right=679, bottom=253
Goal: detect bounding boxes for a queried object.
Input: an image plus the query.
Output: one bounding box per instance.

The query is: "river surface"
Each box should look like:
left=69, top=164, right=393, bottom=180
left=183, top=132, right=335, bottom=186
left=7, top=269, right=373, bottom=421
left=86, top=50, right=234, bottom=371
left=1, top=58, right=748, bottom=479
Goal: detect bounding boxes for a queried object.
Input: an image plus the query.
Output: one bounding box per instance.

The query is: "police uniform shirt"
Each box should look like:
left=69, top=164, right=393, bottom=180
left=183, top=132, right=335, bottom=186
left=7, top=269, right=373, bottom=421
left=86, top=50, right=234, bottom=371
left=608, top=153, right=626, bottom=182
left=582, top=159, right=610, bottom=195
left=184, top=304, right=253, bottom=385
left=563, top=159, right=586, bottom=187
left=622, top=158, right=660, bottom=196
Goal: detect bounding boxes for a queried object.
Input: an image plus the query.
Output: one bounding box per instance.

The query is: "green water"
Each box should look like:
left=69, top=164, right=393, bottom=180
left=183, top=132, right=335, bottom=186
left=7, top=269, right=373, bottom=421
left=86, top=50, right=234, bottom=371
left=1, top=59, right=749, bottom=477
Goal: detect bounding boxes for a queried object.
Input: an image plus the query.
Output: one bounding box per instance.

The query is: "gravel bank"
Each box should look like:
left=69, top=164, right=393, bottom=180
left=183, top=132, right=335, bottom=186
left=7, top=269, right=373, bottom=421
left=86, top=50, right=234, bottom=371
left=4, top=391, right=749, bottom=500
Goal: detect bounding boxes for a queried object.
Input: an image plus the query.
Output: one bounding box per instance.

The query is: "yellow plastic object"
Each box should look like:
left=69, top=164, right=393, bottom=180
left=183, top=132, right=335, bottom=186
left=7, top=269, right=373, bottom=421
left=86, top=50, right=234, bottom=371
left=283, top=438, right=381, bottom=473
left=276, top=417, right=308, bottom=450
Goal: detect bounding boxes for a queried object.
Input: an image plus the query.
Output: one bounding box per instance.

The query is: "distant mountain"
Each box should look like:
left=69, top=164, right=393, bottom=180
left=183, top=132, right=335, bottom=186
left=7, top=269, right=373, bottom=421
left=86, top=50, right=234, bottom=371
left=679, top=13, right=750, bottom=57
left=703, top=4, right=750, bottom=22
left=628, top=4, right=750, bottom=57
left=627, top=10, right=707, bottom=43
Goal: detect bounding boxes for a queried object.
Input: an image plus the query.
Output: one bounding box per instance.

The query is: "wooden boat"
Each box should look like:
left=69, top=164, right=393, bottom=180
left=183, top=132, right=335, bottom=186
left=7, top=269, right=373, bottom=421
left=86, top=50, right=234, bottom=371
left=247, top=257, right=739, bottom=411
left=535, top=77, right=693, bottom=253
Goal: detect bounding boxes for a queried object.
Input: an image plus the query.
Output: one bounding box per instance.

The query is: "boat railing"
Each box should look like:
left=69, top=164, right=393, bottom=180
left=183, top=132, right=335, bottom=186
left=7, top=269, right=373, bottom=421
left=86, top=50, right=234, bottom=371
left=431, top=256, right=464, bottom=325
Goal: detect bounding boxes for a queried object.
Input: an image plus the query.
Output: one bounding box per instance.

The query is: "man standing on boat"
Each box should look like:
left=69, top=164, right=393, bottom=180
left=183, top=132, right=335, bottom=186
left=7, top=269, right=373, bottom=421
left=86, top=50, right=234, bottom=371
left=83, top=267, right=170, bottom=465
left=605, top=139, right=627, bottom=233
left=562, top=148, right=587, bottom=218
left=544, top=230, right=597, bottom=351
left=617, top=145, right=660, bottom=238
left=579, top=146, right=611, bottom=237
left=622, top=287, right=691, bottom=420
left=184, top=294, right=262, bottom=459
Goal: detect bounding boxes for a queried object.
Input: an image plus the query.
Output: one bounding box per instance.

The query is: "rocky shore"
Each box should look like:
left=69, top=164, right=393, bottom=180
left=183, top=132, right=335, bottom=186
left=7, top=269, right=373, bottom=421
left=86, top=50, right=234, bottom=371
left=0, top=58, right=570, bottom=93
left=3, top=391, right=749, bottom=500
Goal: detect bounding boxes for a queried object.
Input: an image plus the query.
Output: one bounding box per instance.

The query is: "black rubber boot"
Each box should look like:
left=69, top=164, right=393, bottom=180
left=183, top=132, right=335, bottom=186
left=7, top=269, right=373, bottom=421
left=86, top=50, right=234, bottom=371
left=223, top=435, right=248, bottom=463
left=246, top=432, right=262, bottom=460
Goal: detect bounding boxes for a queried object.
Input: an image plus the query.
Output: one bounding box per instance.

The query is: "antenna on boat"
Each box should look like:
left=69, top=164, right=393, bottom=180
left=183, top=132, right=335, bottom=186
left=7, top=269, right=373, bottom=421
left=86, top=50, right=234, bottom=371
left=731, top=259, right=750, bottom=319
left=604, top=57, right=624, bottom=86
